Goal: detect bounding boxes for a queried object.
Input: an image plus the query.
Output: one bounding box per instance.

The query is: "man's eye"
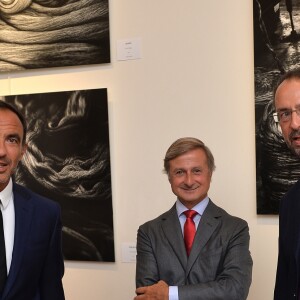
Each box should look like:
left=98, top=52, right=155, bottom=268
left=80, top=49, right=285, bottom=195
left=193, top=169, right=201, bottom=174
left=8, top=137, right=18, bottom=143
left=280, top=111, right=291, bottom=119
left=175, top=170, right=183, bottom=176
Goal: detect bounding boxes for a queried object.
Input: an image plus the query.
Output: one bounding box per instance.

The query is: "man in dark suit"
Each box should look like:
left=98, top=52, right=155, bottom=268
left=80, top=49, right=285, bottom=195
left=273, top=68, right=300, bottom=300
left=135, top=137, right=252, bottom=300
left=0, top=100, right=65, bottom=299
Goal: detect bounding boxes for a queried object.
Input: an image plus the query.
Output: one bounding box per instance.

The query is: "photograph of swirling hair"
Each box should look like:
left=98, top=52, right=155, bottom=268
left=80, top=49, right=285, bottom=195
left=253, top=0, right=300, bottom=214
left=0, top=0, right=110, bottom=72
left=0, top=89, right=115, bottom=262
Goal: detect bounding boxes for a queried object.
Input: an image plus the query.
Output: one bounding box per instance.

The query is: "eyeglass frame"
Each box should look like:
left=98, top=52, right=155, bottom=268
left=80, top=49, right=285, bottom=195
left=273, top=108, right=300, bottom=123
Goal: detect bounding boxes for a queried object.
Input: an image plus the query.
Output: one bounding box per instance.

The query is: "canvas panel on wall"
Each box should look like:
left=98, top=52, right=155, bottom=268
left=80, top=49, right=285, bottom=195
left=0, top=0, right=110, bottom=72
left=1, top=89, right=114, bottom=261
left=254, top=0, right=300, bottom=214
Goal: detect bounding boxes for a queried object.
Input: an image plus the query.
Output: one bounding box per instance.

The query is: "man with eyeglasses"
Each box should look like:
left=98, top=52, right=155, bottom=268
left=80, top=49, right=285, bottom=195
left=273, top=68, right=300, bottom=300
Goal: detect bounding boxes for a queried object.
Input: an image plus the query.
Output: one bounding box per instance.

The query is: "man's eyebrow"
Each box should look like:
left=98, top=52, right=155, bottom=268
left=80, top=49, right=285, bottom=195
left=277, top=104, right=300, bottom=111
left=277, top=107, right=292, bottom=112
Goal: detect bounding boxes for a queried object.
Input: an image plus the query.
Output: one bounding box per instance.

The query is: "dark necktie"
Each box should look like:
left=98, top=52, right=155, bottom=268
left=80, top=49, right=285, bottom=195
left=0, top=204, right=7, bottom=294
left=183, top=210, right=198, bottom=256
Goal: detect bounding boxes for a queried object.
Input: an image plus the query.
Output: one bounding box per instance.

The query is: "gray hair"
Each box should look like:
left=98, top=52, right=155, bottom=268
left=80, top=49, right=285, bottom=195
left=163, top=137, right=216, bottom=175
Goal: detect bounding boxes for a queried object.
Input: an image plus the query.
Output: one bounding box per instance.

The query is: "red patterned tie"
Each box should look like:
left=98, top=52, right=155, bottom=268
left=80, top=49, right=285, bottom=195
left=183, top=210, right=198, bottom=256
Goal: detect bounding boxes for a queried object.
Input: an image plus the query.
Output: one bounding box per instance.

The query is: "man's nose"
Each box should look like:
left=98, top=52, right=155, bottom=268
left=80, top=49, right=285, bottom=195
left=290, top=110, right=300, bottom=129
left=184, top=173, right=194, bottom=186
left=0, top=141, right=7, bottom=157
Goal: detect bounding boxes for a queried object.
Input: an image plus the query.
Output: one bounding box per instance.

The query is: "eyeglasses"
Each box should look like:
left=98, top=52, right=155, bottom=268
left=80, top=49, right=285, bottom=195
left=273, top=108, right=300, bottom=123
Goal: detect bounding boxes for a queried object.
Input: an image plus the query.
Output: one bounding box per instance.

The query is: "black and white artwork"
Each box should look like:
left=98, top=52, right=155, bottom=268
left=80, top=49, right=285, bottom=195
left=0, top=0, right=110, bottom=72
left=254, top=0, right=300, bottom=214
left=1, top=88, right=114, bottom=261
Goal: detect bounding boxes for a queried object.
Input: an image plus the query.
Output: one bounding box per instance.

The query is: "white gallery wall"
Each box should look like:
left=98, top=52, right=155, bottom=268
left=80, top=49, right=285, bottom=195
left=0, top=0, right=278, bottom=299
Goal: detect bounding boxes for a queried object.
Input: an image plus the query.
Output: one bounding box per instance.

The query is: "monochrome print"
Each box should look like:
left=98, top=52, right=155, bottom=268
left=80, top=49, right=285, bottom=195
left=0, top=0, right=110, bottom=72
left=1, top=89, right=114, bottom=261
left=254, top=0, right=300, bottom=214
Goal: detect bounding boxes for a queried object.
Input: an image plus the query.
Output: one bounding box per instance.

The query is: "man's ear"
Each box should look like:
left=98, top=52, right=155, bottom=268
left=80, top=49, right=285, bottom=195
left=168, top=174, right=171, bottom=183
left=21, top=143, right=28, bottom=157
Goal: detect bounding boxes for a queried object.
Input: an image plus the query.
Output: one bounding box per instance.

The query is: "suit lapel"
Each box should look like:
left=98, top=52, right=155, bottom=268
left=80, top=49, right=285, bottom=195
left=161, top=205, right=188, bottom=269
left=2, top=184, right=33, bottom=299
left=160, top=201, right=223, bottom=276
left=186, top=200, right=220, bottom=274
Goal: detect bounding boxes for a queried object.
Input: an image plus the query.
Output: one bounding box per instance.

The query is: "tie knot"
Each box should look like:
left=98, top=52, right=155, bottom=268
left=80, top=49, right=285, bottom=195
left=184, top=210, right=197, bottom=219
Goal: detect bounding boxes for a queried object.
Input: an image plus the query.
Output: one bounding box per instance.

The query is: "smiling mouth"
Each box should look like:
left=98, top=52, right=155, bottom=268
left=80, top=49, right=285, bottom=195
left=290, top=130, right=300, bottom=142
left=291, top=136, right=300, bottom=145
left=181, top=186, right=199, bottom=191
left=0, top=162, right=9, bottom=171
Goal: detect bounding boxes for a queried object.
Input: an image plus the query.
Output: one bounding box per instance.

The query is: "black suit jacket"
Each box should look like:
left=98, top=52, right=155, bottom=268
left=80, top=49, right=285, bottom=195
left=136, top=200, right=253, bottom=300
left=274, top=180, right=300, bottom=300
left=1, top=183, right=65, bottom=300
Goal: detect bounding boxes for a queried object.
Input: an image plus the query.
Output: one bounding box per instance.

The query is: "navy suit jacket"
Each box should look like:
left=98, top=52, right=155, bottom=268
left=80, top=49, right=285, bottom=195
left=136, top=200, right=252, bottom=300
left=1, top=183, right=65, bottom=300
left=274, top=180, right=300, bottom=300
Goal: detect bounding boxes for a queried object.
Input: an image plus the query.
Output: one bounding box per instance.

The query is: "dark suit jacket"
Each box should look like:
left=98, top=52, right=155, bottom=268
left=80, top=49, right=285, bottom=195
left=1, top=183, right=65, bottom=300
left=274, top=180, right=300, bottom=300
left=136, top=200, right=252, bottom=300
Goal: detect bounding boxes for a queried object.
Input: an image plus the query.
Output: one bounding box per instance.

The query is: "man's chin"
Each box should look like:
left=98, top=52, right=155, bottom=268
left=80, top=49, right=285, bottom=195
left=0, top=176, right=10, bottom=184
left=0, top=177, right=10, bottom=191
left=291, top=145, right=300, bottom=157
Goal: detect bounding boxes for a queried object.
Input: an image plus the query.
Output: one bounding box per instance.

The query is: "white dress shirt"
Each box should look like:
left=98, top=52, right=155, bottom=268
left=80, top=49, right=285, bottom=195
left=169, top=197, right=209, bottom=300
left=0, top=178, right=15, bottom=275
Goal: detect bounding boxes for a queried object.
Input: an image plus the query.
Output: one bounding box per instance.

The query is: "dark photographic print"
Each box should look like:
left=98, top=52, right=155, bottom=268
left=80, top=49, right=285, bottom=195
left=0, top=0, right=110, bottom=72
left=254, top=0, right=300, bottom=214
left=1, top=89, right=115, bottom=261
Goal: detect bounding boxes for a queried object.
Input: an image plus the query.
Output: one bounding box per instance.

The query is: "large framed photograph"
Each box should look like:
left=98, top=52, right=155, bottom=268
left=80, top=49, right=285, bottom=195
left=1, top=88, right=114, bottom=261
left=254, top=0, right=300, bottom=214
left=0, top=0, right=110, bottom=72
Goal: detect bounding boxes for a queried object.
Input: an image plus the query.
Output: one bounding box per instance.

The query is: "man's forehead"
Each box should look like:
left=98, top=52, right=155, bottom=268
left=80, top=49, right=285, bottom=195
left=0, top=109, right=24, bottom=135
left=277, top=78, right=300, bottom=91
left=275, top=79, right=300, bottom=102
left=170, top=150, right=207, bottom=165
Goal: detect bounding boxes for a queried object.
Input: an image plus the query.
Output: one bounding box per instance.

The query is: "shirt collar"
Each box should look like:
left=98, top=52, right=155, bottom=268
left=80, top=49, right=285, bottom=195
left=0, top=178, right=13, bottom=210
left=176, top=196, right=209, bottom=217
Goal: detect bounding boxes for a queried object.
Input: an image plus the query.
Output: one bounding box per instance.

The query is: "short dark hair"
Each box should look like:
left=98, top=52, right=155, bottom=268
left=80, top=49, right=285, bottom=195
left=0, top=100, right=27, bottom=144
left=163, top=137, right=216, bottom=175
left=274, top=68, right=300, bottom=98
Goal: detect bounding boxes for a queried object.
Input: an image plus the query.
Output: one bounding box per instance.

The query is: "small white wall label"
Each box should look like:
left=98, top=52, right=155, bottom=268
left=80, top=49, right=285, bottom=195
left=117, top=38, right=142, bottom=61
left=121, top=242, right=137, bottom=263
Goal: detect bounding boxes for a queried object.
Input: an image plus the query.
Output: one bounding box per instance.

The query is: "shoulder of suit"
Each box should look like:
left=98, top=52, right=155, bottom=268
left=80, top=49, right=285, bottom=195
left=206, top=200, right=248, bottom=225
left=278, top=180, right=300, bottom=214
left=13, top=182, right=60, bottom=210
left=139, top=205, right=175, bottom=228
left=281, top=179, right=300, bottom=201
